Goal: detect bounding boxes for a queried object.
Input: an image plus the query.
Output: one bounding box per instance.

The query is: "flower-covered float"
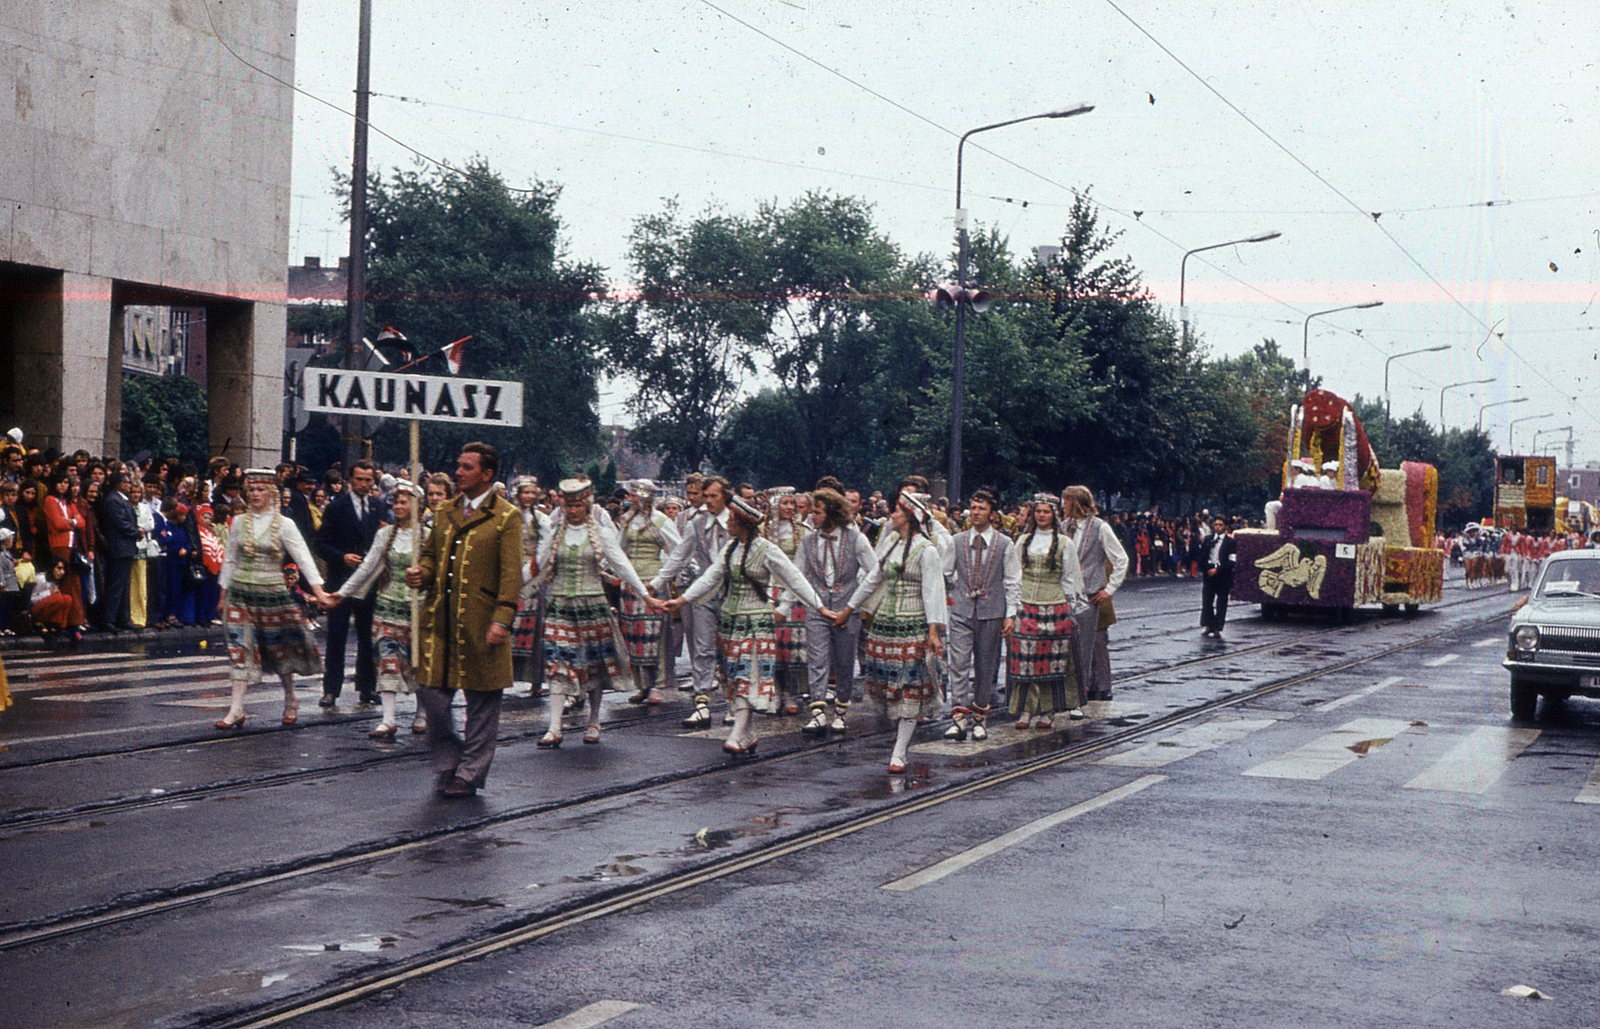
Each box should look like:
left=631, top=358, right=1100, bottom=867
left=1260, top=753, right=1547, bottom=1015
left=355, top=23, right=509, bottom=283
left=1231, top=389, right=1446, bottom=619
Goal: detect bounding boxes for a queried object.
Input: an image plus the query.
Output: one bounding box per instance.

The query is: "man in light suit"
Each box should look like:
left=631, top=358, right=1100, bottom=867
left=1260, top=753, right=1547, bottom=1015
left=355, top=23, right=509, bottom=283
left=315, top=459, right=387, bottom=706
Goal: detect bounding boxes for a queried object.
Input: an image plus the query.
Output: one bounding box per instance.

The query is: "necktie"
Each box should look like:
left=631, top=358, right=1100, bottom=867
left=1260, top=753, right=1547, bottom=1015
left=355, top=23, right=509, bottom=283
left=824, top=533, right=838, bottom=588
left=971, top=534, right=987, bottom=597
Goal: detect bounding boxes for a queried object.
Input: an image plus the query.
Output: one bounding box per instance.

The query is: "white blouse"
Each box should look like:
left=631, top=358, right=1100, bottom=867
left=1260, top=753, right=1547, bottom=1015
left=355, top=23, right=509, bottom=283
left=218, top=511, right=324, bottom=591
left=533, top=519, right=651, bottom=599
left=681, top=537, right=825, bottom=611
left=850, top=533, right=948, bottom=627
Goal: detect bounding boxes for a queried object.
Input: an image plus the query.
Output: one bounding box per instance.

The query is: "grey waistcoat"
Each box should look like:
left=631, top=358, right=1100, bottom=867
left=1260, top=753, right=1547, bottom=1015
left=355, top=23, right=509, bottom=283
left=800, top=525, right=864, bottom=601
left=1073, top=517, right=1110, bottom=595
left=949, top=530, right=1011, bottom=621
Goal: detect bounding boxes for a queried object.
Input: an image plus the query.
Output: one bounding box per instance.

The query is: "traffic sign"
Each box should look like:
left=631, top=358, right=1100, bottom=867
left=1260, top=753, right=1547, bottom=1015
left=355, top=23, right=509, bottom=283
left=304, top=368, right=524, bottom=428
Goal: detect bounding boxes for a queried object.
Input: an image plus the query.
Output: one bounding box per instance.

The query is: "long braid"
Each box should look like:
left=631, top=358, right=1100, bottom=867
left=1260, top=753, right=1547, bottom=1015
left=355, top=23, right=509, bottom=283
left=585, top=503, right=607, bottom=581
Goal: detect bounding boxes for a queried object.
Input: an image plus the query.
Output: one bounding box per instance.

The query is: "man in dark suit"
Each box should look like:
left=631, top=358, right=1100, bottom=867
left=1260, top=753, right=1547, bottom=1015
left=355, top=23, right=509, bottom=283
left=100, top=472, right=142, bottom=631
left=315, top=459, right=386, bottom=705
left=1200, top=515, right=1237, bottom=638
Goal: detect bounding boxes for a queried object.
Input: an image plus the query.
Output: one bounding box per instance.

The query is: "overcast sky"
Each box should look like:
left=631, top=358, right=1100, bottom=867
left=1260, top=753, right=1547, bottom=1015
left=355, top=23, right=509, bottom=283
left=282, top=0, right=1600, bottom=459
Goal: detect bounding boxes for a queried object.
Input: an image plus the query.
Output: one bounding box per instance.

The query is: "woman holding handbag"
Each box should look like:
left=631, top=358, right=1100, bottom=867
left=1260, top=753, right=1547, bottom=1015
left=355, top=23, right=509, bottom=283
left=213, top=469, right=329, bottom=730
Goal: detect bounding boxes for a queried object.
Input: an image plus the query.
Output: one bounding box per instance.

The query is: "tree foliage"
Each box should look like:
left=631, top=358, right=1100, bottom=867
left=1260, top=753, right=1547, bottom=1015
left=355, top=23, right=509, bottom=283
left=121, top=374, right=210, bottom=466
left=1354, top=396, right=1496, bottom=528
left=340, top=159, right=607, bottom=480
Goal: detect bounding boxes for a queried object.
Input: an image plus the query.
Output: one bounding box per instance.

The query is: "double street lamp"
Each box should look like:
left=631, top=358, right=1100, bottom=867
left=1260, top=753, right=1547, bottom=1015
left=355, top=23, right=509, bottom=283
left=1382, top=344, right=1449, bottom=445
left=1439, top=376, right=1494, bottom=429
left=1508, top=412, right=1553, bottom=453
left=1478, top=396, right=1528, bottom=433
left=1179, top=231, right=1282, bottom=344
left=947, top=103, right=1094, bottom=505
left=1302, top=301, right=1383, bottom=384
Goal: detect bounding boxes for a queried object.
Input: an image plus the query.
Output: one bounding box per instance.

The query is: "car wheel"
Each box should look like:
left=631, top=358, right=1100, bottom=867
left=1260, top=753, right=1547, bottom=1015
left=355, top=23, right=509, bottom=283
left=1508, top=676, right=1539, bottom=722
left=1382, top=603, right=1398, bottom=617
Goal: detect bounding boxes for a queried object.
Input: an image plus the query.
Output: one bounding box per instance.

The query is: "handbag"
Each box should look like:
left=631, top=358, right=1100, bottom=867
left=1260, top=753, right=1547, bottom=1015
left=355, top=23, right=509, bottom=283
left=72, top=550, right=92, bottom=576
left=188, top=560, right=207, bottom=584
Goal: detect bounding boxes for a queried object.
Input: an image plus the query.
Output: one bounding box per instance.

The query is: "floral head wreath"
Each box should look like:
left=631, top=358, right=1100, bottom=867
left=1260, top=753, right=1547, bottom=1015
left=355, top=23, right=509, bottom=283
left=243, top=468, right=276, bottom=483
left=766, top=485, right=796, bottom=513
left=898, top=490, right=932, bottom=528
left=391, top=480, right=421, bottom=498
left=557, top=477, right=593, bottom=499
left=1032, top=491, right=1061, bottom=510
left=630, top=478, right=660, bottom=498
left=509, top=475, right=539, bottom=492
left=729, top=495, right=766, bottom=525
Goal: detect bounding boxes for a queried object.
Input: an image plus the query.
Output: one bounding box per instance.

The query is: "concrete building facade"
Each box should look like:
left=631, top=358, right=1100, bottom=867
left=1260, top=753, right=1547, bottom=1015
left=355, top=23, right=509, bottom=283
left=0, top=0, right=298, bottom=465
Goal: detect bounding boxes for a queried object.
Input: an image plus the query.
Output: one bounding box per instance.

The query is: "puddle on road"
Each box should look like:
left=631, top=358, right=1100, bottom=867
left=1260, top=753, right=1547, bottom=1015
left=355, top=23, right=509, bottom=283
left=1345, top=737, right=1393, bottom=755
left=408, top=896, right=507, bottom=921
left=282, top=934, right=398, bottom=953
left=565, top=863, right=648, bottom=883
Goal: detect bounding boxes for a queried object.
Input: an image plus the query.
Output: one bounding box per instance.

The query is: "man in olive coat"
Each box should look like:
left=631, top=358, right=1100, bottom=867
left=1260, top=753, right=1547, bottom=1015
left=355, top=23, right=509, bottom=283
left=407, top=442, right=524, bottom=797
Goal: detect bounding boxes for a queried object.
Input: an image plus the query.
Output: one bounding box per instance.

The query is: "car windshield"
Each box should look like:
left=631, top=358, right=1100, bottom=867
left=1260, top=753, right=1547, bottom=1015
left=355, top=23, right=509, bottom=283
left=1537, top=562, right=1600, bottom=597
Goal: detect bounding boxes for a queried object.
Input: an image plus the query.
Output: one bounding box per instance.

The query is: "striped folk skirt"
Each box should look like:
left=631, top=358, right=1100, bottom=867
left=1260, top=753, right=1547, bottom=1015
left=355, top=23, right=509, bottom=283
left=543, top=593, right=622, bottom=696
left=224, top=581, right=321, bottom=684
left=772, top=600, right=807, bottom=672
left=371, top=592, right=417, bottom=694
left=1007, top=600, right=1081, bottom=715
left=511, top=589, right=544, bottom=657
left=618, top=589, right=665, bottom=669
left=716, top=610, right=778, bottom=714
left=862, top=611, right=940, bottom=720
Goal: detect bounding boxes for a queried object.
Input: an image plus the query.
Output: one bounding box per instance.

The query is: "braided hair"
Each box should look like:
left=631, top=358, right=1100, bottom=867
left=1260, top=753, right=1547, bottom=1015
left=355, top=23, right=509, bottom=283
left=722, top=505, right=761, bottom=601
left=1019, top=501, right=1061, bottom=571
left=539, top=495, right=608, bottom=588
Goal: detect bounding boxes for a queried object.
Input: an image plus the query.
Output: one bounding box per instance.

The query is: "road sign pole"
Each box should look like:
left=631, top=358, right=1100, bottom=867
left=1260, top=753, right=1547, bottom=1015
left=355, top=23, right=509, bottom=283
left=409, top=417, right=422, bottom=668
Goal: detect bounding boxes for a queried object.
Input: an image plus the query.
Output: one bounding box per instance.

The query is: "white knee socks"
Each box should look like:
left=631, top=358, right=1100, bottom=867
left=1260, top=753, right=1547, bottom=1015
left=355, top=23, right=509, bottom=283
left=891, top=717, right=917, bottom=763
left=380, top=691, right=398, bottom=727
left=227, top=680, right=249, bottom=721
left=729, top=707, right=753, bottom=747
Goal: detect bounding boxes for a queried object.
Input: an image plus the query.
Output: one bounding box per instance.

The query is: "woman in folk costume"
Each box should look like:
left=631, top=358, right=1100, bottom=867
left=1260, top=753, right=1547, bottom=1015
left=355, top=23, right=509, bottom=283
left=1008, top=494, right=1089, bottom=728
left=325, top=481, right=429, bottom=740
left=508, top=475, right=550, bottom=697
left=616, top=479, right=681, bottom=705
left=841, top=491, right=948, bottom=774
left=763, top=487, right=809, bottom=716
left=533, top=478, right=652, bottom=747
left=214, top=469, right=329, bottom=730
left=665, top=495, right=835, bottom=755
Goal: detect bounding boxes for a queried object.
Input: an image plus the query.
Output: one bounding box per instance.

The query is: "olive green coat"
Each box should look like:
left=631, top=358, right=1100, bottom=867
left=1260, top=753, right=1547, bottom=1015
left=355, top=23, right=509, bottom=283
left=416, top=492, right=524, bottom=691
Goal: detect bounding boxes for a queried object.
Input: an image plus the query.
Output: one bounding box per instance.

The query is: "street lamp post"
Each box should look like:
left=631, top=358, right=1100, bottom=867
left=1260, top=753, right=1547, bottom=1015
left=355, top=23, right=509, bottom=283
left=1302, top=301, right=1383, bottom=385
left=1478, top=396, right=1529, bottom=433
left=1508, top=412, right=1553, bottom=453
left=949, top=103, right=1093, bottom=505
left=1179, top=231, right=1281, bottom=344
left=1382, top=344, right=1450, bottom=447
left=1439, top=377, right=1495, bottom=429
left=1532, top=425, right=1571, bottom=455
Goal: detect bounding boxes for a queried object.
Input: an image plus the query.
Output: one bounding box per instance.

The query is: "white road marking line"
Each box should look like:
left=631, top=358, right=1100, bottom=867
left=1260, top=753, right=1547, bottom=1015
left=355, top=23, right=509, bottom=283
left=1316, top=676, right=1404, bottom=713
left=538, top=1000, right=642, bottom=1029
left=7, top=654, right=223, bottom=679
left=0, top=718, right=230, bottom=747
left=159, top=685, right=319, bottom=708
left=1575, top=755, right=1600, bottom=805
left=880, top=774, right=1166, bottom=892
left=1404, top=726, right=1540, bottom=794
left=1097, top=718, right=1275, bottom=768
left=1474, top=637, right=1505, bottom=649
left=1242, top=718, right=1413, bottom=781
left=18, top=667, right=233, bottom=696
left=1, top=650, right=136, bottom=668
left=1423, top=653, right=1460, bottom=667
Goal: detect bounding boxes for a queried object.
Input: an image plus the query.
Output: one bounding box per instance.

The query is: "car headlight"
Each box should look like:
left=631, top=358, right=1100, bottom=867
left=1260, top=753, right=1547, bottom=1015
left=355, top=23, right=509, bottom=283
left=1512, top=625, right=1540, bottom=650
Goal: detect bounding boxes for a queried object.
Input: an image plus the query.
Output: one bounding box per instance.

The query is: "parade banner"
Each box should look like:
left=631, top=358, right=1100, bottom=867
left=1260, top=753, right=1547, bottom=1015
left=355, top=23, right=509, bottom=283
left=304, top=369, right=523, bottom=427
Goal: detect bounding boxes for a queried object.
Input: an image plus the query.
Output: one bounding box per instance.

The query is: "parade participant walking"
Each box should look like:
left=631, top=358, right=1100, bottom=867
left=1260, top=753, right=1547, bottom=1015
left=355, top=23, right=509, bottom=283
left=943, top=488, right=1020, bottom=741
left=314, top=460, right=386, bottom=708
left=325, top=481, right=428, bottom=739
left=215, top=469, right=330, bottom=730
left=1200, top=516, right=1237, bottom=638
left=509, top=475, right=551, bottom=697
left=764, top=487, right=809, bottom=716
left=650, top=476, right=732, bottom=729
left=666, top=495, right=834, bottom=755
left=1008, top=495, right=1088, bottom=727
left=532, top=478, right=653, bottom=748
left=842, top=492, right=947, bottom=774
left=405, top=443, right=523, bottom=798
left=1062, top=486, right=1128, bottom=702
left=617, top=479, right=680, bottom=706
left=797, top=487, right=878, bottom=736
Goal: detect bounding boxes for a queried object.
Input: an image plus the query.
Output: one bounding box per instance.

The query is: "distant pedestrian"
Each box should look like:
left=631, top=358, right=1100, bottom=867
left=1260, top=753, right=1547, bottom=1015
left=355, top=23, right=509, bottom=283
left=1200, top=516, right=1236, bottom=638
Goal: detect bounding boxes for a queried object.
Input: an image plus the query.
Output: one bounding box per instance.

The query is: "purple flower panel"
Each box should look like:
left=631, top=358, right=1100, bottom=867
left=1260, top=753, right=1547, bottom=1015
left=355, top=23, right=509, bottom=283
left=1278, top=487, right=1373, bottom=544
left=1229, top=531, right=1359, bottom=609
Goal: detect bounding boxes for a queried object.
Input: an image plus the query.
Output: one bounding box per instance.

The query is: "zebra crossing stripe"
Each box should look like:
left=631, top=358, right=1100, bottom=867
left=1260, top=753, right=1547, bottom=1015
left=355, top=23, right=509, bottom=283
left=1404, top=726, right=1540, bottom=794
left=1575, top=756, right=1600, bottom=805
left=1242, top=718, right=1413, bottom=781
left=1099, top=718, right=1276, bottom=768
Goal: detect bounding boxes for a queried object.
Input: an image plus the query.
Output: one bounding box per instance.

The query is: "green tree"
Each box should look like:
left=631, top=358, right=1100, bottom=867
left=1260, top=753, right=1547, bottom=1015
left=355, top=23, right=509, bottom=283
left=340, top=159, right=607, bottom=480
left=1199, top=340, right=1310, bottom=511
left=598, top=201, right=769, bottom=478
left=120, top=374, right=209, bottom=466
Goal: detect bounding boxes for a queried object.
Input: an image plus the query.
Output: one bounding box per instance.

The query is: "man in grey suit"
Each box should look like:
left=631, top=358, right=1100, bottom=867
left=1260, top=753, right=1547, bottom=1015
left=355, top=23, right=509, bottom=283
left=100, top=472, right=142, bottom=631
left=650, top=475, right=731, bottom=729
left=943, top=489, right=1020, bottom=741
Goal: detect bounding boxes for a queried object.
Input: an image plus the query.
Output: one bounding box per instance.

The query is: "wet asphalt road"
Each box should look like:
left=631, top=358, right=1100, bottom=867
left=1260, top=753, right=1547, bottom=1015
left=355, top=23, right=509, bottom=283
left=4, top=574, right=1594, bottom=1028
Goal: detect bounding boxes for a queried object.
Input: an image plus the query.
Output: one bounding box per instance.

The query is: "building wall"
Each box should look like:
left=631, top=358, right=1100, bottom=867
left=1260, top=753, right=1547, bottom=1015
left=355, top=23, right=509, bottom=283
left=0, top=0, right=296, bottom=464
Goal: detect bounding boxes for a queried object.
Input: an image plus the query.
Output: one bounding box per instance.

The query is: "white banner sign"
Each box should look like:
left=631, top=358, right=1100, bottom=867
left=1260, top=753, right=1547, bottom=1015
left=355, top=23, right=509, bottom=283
left=305, top=369, right=524, bottom=427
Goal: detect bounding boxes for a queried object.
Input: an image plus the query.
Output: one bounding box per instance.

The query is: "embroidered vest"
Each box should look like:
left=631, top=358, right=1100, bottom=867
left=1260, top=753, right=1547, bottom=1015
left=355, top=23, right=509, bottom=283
left=1020, top=533, right=1068, bottom=606
left=950, top=530, right=1010, bottom=620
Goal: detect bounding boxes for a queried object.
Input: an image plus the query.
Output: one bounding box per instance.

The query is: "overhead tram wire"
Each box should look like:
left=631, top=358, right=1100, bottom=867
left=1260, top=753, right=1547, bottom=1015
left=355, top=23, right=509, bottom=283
left=198, top=0, right=540, bottom=195
left=1098, top=0, right=1600, bottom=430
left=692, top=0, right=1434, bottom=376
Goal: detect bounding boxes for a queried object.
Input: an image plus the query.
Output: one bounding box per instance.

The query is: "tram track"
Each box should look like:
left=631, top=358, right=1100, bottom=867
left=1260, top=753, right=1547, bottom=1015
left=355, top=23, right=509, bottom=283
left=0, top=586, right=1503, bottom=828
left=0, top=589, right=1515, bottom=967
left=199, top=593, right=1517, bottom=1029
